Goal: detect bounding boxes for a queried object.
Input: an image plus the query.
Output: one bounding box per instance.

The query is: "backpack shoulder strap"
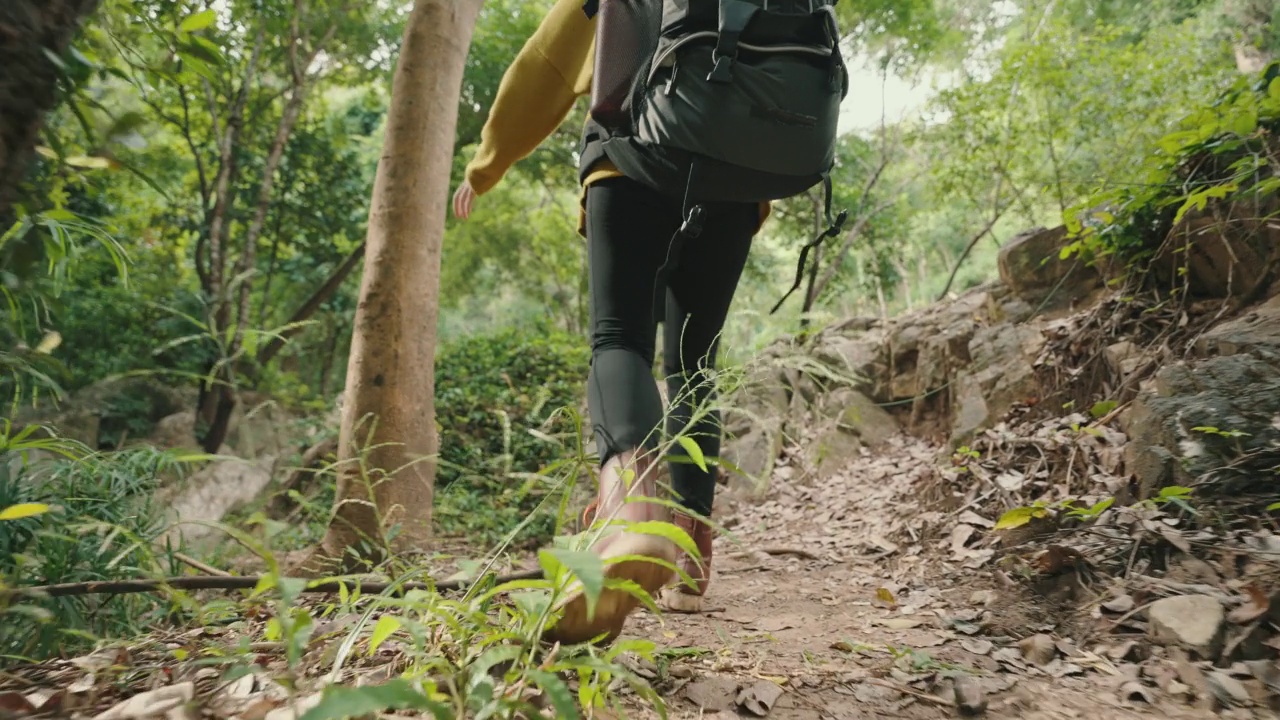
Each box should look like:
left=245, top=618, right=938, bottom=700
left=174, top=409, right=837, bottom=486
left=708, top=0, right=761, bottom=82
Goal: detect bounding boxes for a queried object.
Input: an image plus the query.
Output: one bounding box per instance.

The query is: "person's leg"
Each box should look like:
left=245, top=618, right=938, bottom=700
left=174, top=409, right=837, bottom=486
left=660, top=200, right=759, bottom=610
left=544, top=176, right=683, bottom=646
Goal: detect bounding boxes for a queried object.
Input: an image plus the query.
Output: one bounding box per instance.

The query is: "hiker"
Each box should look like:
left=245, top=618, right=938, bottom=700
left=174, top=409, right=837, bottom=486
left=452, top=0, right=845, bottom=645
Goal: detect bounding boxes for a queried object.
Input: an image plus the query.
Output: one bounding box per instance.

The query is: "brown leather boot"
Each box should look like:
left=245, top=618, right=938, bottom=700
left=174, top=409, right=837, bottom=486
left=542, top=450, right=676, bottom=646
left=661, top=509, right=714, bottom=613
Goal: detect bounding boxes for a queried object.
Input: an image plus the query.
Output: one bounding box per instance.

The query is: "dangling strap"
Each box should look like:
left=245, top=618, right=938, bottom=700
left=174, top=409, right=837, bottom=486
left=652, top=162, right=706, bottom=322
left=769, top=174, right=847, bottom=315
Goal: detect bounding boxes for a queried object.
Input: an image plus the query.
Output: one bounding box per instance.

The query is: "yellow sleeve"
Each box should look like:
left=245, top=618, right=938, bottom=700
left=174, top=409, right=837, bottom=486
left=464, top=0, right=595, bottom=195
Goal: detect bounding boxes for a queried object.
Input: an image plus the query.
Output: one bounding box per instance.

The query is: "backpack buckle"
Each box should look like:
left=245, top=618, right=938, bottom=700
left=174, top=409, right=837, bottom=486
left=680, top=205, right=707, bottom=238
left=708, top=51, right=736, bottom=83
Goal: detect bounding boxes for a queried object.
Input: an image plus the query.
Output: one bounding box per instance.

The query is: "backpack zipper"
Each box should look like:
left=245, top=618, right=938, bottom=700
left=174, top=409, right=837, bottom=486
left=648, top=31, right=833, bottom=85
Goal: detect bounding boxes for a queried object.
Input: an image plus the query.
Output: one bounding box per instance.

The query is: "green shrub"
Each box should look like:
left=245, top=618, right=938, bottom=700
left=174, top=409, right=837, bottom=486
left=433, top=327, right=590, bottom=546
left=0, top=443, right=188, bottom=662
left=1064, top=64, right=1280, bottom=265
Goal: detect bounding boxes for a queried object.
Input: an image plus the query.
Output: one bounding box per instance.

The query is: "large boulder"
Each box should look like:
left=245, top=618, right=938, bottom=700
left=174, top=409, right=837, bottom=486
left=1153, top=209, right=1279, bottom=299
left=803, top=388, right=900, bottom=475
left=997, top=226, right=1102, bottom=308
left=721, top=361, right=792, bottom=498
left=1123, top=294, right=1280, bottom=498
left=158, top=456, right=276, bottom=550
left=14, top=376, right=191, bottom=450
left=950, top=323, right=1047, bottom=445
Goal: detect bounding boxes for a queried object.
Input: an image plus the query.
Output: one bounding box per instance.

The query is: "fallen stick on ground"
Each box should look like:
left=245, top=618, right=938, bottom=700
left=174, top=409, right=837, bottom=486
left=173, top=552, right=230, bottom=577
left=2, top=568, right=545, bottom=601
left=727, top=547, right=820, bottom=561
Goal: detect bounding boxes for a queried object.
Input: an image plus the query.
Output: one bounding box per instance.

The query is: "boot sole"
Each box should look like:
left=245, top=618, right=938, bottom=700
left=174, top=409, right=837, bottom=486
left=542, top=535, right=674, bottom=646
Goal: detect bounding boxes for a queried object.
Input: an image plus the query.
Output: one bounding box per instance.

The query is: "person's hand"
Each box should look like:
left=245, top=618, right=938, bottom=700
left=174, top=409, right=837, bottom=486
left=452, top=180, right=476, bottom=220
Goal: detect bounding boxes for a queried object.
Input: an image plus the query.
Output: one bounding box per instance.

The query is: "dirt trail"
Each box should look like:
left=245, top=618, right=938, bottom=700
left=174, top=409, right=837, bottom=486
left=614, top=434, right=1228, bottom=720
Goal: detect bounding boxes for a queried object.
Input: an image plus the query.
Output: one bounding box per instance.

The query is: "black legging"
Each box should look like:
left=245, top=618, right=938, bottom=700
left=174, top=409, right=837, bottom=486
left=585, top=175, right=758, bottom=518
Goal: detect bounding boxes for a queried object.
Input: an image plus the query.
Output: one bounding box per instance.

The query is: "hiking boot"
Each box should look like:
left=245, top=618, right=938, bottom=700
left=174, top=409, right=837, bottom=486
left=542, top=450, right=676, bottom=646
left=661, top=509, right=713, bottom=612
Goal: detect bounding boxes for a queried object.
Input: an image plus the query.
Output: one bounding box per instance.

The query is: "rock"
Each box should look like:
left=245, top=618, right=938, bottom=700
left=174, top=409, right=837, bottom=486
left=721, top=364, right=791, bottom=498
left=814, top=334, right=886, bottom=390
left=950, top=324, right=1046, bottom=444
left=1124, top=354, right=1280, bottom=498
left=1196, top=293, right=1280, bottom=360
left=830, top=389, right=898, bottom=448
left=1154, top=208, right=1278, bottom=299
left=683, top=675, right=740, bottom=712
left=1148, top=595, right=1226, bottom=658
left=953, top=676, right=988, bottom=716
left=225, top=400, right=294, bottom=459
left=1104, top=341, right=1143, bottom=377
left=722, top=425, right=784, bottom=499
left=1102, top=594, right=1136, bottom=614
left=150, top=411, right=200, bottom=452
left=159, top=456, right=276, bottom=550
left=1018, top=634, right=1058, bottom=666
left=997, top=226, right=1102, bottom=307
left=736, top=680, right=784, bottom=717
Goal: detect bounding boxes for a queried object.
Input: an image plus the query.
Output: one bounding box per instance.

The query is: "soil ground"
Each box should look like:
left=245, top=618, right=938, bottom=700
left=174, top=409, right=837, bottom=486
left=608, top=433, right=1241, bottom=720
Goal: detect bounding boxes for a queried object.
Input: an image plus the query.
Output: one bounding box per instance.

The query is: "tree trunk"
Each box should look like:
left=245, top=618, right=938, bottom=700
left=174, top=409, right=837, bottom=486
left=0, top=0, right=102, bottom=221
left=306, top=0, right=485, bottom=572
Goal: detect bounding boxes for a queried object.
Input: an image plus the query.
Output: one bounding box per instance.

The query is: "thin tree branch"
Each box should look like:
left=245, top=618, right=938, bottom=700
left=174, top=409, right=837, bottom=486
left=2, top=569, right=545, bottom=601
left=936, top=204, right=1010, bottom=301
left=254, top=241, right=367, bottom=368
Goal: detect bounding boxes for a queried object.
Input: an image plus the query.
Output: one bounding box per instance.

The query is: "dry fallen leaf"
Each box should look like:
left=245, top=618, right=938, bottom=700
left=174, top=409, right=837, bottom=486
left=1160, top=526, right=1192, bottom=554
left=736, top=680, right=785, bottom=717
left=1102, top=594, right=1136, bottom=614
left=1227, top=585, right=1270, bottom=625
left=960, top=639, right=994, bottom=656
left=0, top=692, right=34, bottom=714
left=1118, top=681, right=1155, bottom=705
left=1018, top=634, right=1057, bottom=666
left=1034, top=546, right=1085, bottom=575
left=877, top=618, right=924, bottom=630
left=94, top=682, right=195, bottom=720
left=1205, top=671, right=1251, bottom=707
left=951, top=524, right=977, bottom=556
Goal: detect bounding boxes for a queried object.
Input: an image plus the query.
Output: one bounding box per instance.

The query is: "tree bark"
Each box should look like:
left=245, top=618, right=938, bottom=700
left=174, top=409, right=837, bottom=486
left=306, top=0, right=485, bottom=572
left=0, top=0, right=102, bottom=222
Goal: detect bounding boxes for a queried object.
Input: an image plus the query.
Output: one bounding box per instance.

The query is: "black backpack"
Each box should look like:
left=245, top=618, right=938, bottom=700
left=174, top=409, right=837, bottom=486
left=580, top=0, right=850, bottom=314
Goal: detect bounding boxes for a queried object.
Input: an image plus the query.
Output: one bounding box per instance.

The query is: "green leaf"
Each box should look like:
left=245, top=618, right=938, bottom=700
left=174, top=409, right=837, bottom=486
left=64, top=155, right=111, bottom=169
left=994, top=506, right=1046, bottom=531
left=676, top=436, right=708, bottom=472
left=1266, top=501, right=1280, bottom=512
left=622, top=520, right=698, bottom=560
left=178, top=37, right=225, bottom=67
left=545, top=549, right=604, bottom=618
left=298, top=679, right=447, bottom=720
left=1090, top=400, right=1118, bottom=418
left=367, top=615, right=401, bottom=655
left=528, top=670, right=581, bottom=720
left=0, top=503, right=50, bottom=521
left=179, top=9, right=217, bottom=33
